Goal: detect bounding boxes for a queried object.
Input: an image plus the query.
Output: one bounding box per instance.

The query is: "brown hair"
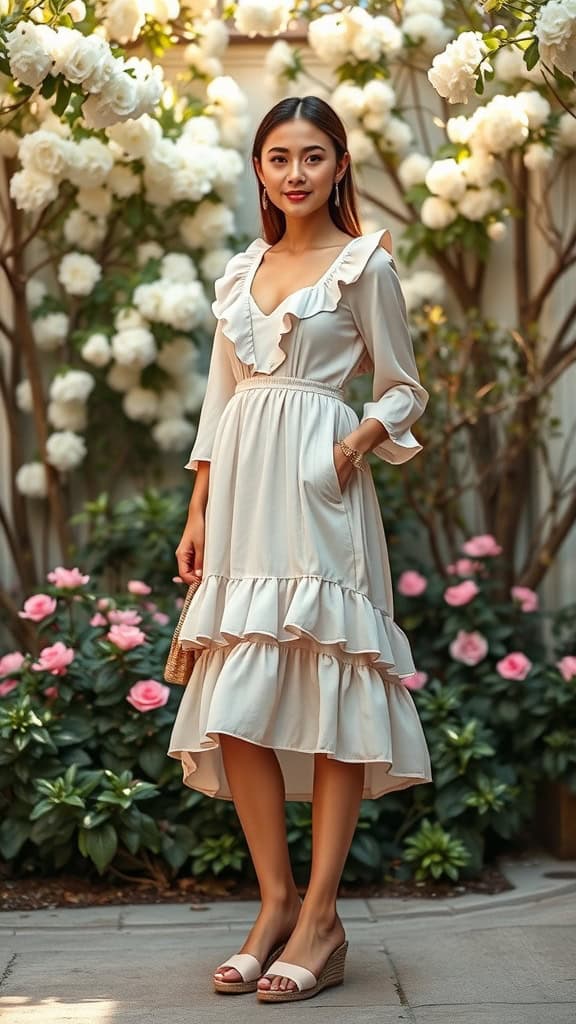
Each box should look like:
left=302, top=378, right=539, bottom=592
left=252, top=95, right=362, bottom=244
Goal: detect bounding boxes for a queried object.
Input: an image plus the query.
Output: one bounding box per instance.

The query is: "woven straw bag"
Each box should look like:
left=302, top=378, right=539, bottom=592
left=164, top=574, right=202, bottom=685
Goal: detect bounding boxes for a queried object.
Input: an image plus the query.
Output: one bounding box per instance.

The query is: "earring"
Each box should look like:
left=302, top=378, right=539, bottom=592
left=262, top=187, right=268, bottom=210
left=334, top=180, right=340, bottom=207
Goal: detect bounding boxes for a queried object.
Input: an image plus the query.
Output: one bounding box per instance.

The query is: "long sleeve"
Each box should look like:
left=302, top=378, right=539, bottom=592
left=184, top=320, right=237, bottom=472
left=350, top=246, right=428, bottom=465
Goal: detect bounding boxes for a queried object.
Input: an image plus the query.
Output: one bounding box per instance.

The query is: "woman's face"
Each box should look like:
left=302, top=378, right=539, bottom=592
left=254, top=117, right=348, bottom=219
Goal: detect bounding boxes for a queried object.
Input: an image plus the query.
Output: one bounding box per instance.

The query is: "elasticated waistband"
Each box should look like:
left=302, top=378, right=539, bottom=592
left=235, top=375, right=345, bottom=401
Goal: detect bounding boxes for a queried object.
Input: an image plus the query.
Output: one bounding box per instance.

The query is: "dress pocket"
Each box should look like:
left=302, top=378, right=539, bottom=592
left=317, top=438, right=344, bottom=503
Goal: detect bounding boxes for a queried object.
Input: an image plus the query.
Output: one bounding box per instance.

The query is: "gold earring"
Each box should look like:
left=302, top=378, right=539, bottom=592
left=262, top=187, right=268, bottom=210
left=334, top=181, right=340, bottom=207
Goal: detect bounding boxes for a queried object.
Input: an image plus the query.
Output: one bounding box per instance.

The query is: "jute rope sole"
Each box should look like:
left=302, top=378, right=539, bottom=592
left=256, top=940, right=349, bottom=1003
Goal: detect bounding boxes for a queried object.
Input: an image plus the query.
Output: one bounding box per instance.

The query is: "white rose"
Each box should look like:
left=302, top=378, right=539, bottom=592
left=470, top=96, right=529, bottom=154
left=111, top=326, right=157, bottom=367
left=160, top=253, right=198, bottom=283
left=402, top=270, right=445, bottom=313
left=81, top=333, right=112, bottom=367
left=181, top=115, right=220, bottom=147
left=372, top=15, right=403, bottom=57
left=460, top=152, right=497, bottom=188
left=535, top=0, right=576, bottom=77
left=558, top=111, right=576, bottom=149
left=132, top=281, right=166, bottom=319
left=172, top=148, right=216, bottom=203
left=182, top=44, right=222, bottom=79
left=523, top=142, right=554, bottom=170
left=10, top=169, right=59, bottom=213
left=346, top=128, right=377, bottom=164
left=106, top=363, right=141, bottom=392
left=48, top=399, right=88, bottom=432
left=63, top=209, right=107, bottom=251
left=50, top=369, right=95, bottom=403
left=33, top=313, right=69, bottom=351
left=175, top=371, right=207, bottom=414
left=67, top=137, right=114, bottom=188
left=156, top=337, right=198, bottom=375
left=59, top=31, right=115, bottom=91
left=331, top=82, right=365, bottom=123
left=26, top=278, right=47, bottom=310
left=136, top=242, right=164, bottom=266
left=199, top=19, right=229, bottom=57
left=217, top=114, right=250, bottom=150
left=107, top=164, right=140, bottom=198
left=46, top=430, right=87, bottom=472
left=58, top=253, right=102, bottom=296
left=179, top=202, right=235, bottom=249
left=206, top=75, right=248, bottom=116
left=152, top=417, right=196, bottom=451
left=159, top=282, right=208, bottom=331
left=234, top=0, right=291, bottom=37
left=493, top=45, right=526, bottom=83
left=457, top=187, right=501, bottom=221
left=16, top=462, right=48, bottom=499
left=66, top=0, right=86, bottom=22
left=428, top=31, right=490, bottom=105
left=308, top=13, right=351, bottom=66
left=6, top=23, right=56, bottom=88
left=105, top=0, right=146, bottom=44
left=200, top=248, right=234, bottom=281
left=147, top=0, right=179, bottom=22
left=446, top=115, right=473, bottom=145
left=403, top=14, right=452, bottom=56
left=425, top=158, right=466, bottom=201
left=362, top=79, right=396, bottom=115
left=122, top=387, right=160, bottom=422
left=115, top=308, right=145, bottom=330
left=351, top=28, right=382, bottom=63
left=398, top=153, right=432, bottom=189
left=487, top=220, right=507, bottom=241
left=210, top=147, right=244, bottom=193
left=106, top=115, right=162, bottom=158
left=380, top=117, right=413, bottom=156
left=514, top=90, right=552, bottom=130
left=157, top=388, right=185, bottom=418
left=264, top=39, right=296, bottom=79
left=16, top=379, right=33, bottom=414
left=404, top=0, right=444, bottom=16
left=82, top=69, right=139, bottom=130
left=421, top=196, right=457, bottom=229
left=76, top=186, right=112, bottom=218
left=18, top=131, right=72, bottom=178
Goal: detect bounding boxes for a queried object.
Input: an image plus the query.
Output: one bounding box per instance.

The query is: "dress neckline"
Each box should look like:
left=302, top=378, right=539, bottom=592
left=247, top=234, right=360, bottom=319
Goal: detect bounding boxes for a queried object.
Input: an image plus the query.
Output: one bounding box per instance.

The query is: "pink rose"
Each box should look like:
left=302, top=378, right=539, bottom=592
left=511, top=586, right=539, bottom=613
left=0, top=678, right=19, bottom=697
left=0, top=651, right=24, bottom=675
left=47, top=566, right=90, bottom=588
left=31, top=641, right=75, bottom=676
left=90, top=613, right=108, bottom=627
left=447, top=559, right=481, bottom=577
left=127, top=579, right=152, bottom=595
left=449, top=629, right=489, bottom=666
left=496, top=652, right=532, bottom=680
left=461, top=534, right=502, bottom=557
left=108, top=608, right=142, bottom=626
left=444, top=580, right=479, bottom=606
left=18, top=594, right=57, bottom=622
left=97, top=597, right=111, bottom=610
left=43, top=685, right=59, bottom=699
left=398, top=570, right=428, bottom=597
left=403, top=670, right=428, bottom=690
left=126, top=678, right=170, bottom=712
left=557, top=656, right=576, bottom=683
left=107, top=624, right=147, bottom=650
left=152, top=611, right=170, bottom=625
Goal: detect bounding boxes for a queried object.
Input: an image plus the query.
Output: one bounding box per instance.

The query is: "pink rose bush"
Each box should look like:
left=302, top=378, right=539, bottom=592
left=0, top=651, right=24, bottom=675
left=126, top=679, right=170, bottom=712
left=128, top=580, right=152, bottom=595
left=106, top=624, right=148, bottom=650
left=31, top=641, right=75, bottom=676
left=556, top=656, right=576, bottom=683
left=496, top=652, right=533, bottom=680
left=444, top=580, right=479, bottom=606
left=47, top=566, right=90, bottom=588
left=18, top=594, right=57, bottom=621
left=461, top=534, right=502, bottom=557
left=398, top=571, right=428, bottom=596
left=449, top=630, right=489, bottom=666
left=511, top=586, right=539, bottom=613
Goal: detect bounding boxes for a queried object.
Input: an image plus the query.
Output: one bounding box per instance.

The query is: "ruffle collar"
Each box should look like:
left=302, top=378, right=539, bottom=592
left=211, top=228, right=391, bottom=375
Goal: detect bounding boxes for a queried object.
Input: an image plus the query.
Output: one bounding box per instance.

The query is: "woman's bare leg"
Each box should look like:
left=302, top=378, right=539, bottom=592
left=258, top=753, right=365, bottom=993
left=213, top=734, right=301, bottom=983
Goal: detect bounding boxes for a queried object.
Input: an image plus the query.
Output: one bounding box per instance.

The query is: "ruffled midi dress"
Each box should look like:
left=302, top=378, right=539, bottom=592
left=167, top=228, right=433, bottom=801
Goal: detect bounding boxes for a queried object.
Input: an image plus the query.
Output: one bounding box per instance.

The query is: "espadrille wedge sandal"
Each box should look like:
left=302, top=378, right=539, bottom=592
left=213, top=941, right=286, bottom=994
left=256, top=940, right=349, bottom=1003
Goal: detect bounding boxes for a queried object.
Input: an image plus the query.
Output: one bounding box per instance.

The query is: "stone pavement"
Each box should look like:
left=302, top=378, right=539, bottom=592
left=1, top=852, right=575, bottom=1024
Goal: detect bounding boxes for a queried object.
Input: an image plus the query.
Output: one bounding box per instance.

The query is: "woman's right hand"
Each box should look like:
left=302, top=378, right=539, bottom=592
left=176, top=509, right=205, bottom=584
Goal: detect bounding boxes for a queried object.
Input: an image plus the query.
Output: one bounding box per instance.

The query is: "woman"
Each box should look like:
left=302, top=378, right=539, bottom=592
left=167, top=95, right=433, bottom=1004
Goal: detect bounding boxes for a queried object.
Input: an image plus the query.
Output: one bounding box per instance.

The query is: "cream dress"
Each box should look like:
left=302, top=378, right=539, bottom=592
left=167, top=227, right=433, bottom=801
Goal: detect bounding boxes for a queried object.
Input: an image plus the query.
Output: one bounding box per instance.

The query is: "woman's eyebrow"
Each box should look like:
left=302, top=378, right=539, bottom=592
left=266, top=145, right=327, bottom=154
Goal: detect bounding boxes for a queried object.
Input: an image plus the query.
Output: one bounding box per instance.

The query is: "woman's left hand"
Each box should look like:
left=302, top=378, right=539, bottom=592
left=333, top=443, right=356, bottom=493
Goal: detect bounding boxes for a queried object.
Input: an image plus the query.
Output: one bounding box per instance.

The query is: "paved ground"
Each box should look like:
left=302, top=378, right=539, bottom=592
left=1, top=853, right=575, bottom=1023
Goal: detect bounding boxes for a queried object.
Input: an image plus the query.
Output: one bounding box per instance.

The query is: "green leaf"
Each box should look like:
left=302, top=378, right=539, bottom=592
left=524, top=39, right=540, bottom=71
left=82, top=823, right=118, bottom=874
left=54, top=79, right=73, bottom=117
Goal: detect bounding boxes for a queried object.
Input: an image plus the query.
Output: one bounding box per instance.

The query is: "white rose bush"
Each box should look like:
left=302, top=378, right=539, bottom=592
left=1, top=0, right=575, bottom=621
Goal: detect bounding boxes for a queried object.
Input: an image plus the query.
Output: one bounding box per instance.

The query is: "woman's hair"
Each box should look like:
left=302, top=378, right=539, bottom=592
left=252, top=95, right=362, bottom=244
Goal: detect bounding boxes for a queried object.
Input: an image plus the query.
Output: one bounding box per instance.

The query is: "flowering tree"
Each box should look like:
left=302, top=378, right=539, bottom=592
left=1, top=0, right=576, bottom=637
